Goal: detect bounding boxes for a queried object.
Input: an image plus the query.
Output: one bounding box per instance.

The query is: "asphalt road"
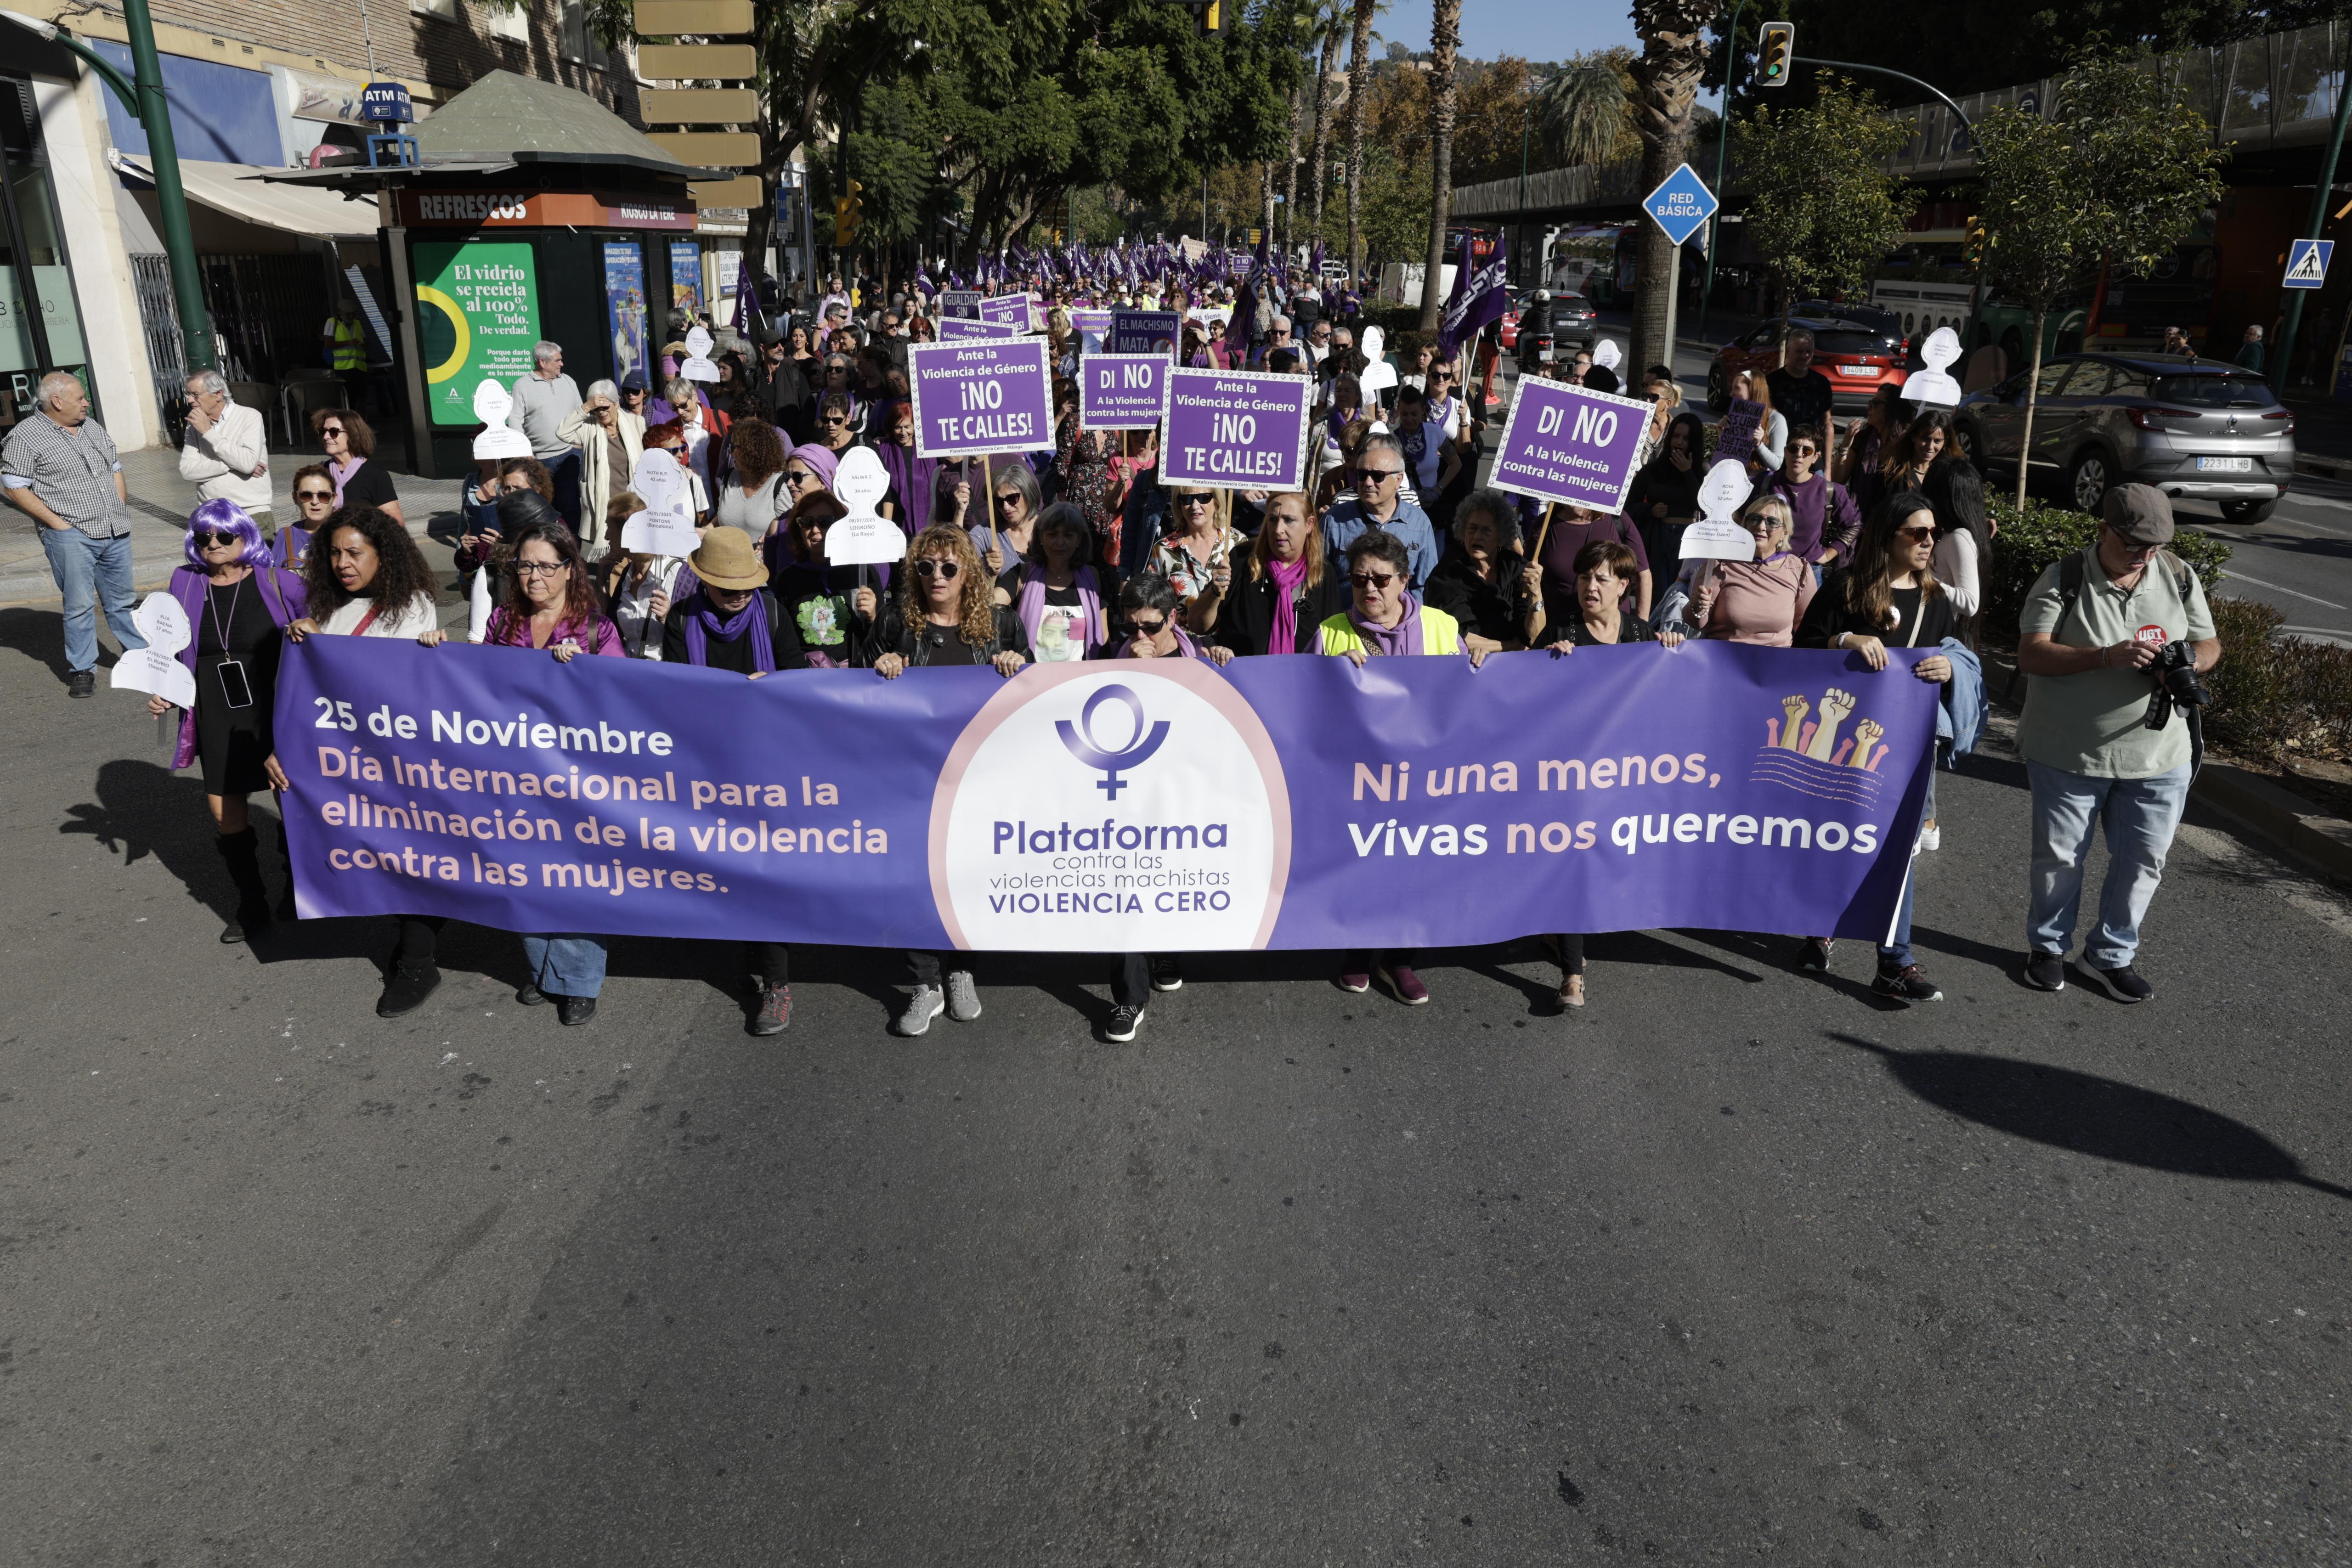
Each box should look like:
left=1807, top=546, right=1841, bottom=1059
left=5, top=548, right=2352, bottom=1562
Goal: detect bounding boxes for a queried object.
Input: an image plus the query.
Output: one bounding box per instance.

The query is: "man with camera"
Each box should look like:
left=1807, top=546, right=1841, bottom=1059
left=2014, top=485, right=2217, bottom=1002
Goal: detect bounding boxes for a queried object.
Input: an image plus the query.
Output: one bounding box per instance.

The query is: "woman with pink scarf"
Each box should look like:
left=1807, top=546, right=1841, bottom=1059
left=1195, top=491, right=1348, bottom=655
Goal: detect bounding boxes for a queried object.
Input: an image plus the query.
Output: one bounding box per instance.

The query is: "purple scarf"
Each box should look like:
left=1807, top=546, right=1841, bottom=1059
left=1016, top=564, right=1102, bottom=655
left=679, top=588, right=775, bottom=673
left=876, top=440, right=939, bottom=530
left=328, top=456, right=363, bottom=506
left=1348, top=591, right=1424, bottom=657
left=1265, top=554, right=1311, bottom=655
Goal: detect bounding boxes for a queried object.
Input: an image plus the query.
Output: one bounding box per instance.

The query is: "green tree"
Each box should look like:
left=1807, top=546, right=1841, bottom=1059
left=1535, top=49, right=1638, bottom=169
left=1730, top=80, right=1912, bottom=307
left=1974, top=52, right=2229, bottom=505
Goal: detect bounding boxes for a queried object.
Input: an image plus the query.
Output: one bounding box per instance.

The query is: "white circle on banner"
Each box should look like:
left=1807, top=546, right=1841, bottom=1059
left=832, top=445, right=890, bottom=517
left=929, top=664, right=1290, bottom=952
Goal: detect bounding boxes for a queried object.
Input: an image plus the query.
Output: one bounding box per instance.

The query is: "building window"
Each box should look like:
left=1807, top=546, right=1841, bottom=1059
left=475, top=0, right=531, bottom=44
left=411, top=0, right=457, bottom=18
left=560, top=0, right=589, bottom=62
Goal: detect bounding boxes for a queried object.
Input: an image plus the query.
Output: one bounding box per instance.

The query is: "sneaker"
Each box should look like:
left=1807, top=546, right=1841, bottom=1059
left=1149, top=954, right=1184, bottom=993
left=748, top=982, right=792, bottom=1036
left=555, top=993, right=597, bottom=1026
left=376, top=961, right=441, bottom=1019
left=2089, top=962, right=2154, bottom=1004
left=1872, top=964, right=1944, bottom=1004
left=1798, top=937, right=1833, bottom=973
left=1920, top=822, right=1942, bottom=852
left=2022, top=951, right=2067, bottom=992
left=894, top=984, right=945, bottom=1037
left=1336, top=969, right=1371, bottom=993
left=1378, top=963, right=1430, bottom=1005
left=219, top=914, right=249, bottom=945
left=516, top=981, right=548, bottom=1006
left=1103, top=1003, right=1146, bottom=1043
left=67, top=669, right=94, bottom=699
left=944, top=970, right=983, bottom=1022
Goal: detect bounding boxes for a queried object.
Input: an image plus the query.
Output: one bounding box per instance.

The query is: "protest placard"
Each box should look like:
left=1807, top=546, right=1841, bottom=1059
left=1487, top=379, right=1654, bottom=514
left=1161, top=367, right=1313, bottom=491
left=909, top=338, right=1054, bottom=458
left=1078, top=354, right=1171, bottom=431
left=1109, top=310, right=1180, bottom=355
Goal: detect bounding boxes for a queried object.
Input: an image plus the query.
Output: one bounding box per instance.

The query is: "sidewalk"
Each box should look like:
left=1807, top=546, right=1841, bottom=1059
left=0, top=442, right=463, bottom=607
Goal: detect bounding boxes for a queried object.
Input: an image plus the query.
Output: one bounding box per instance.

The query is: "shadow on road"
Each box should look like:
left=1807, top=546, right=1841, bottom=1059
left=0, top=605, right=75, bottom=681
left=1832, top=1032, right=2352, bottom=1199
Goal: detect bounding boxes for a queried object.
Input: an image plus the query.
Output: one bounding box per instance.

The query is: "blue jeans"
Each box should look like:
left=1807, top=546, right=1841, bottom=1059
left=521, top=932, right=607, bottom=998
left=40, top=527, right=145, bottom=673
left=2027, top=761, right=2193, bottom=968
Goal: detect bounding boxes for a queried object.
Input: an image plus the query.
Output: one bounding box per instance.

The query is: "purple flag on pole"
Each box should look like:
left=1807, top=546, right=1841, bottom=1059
left=1437, top=231, right=1510, bottom=361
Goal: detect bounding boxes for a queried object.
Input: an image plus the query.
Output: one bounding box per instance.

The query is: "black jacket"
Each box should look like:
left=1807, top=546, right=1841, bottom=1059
left=859, top=604, right=1032, bottom=667
left=1422, top=546, right=1539, bottom=646
left=1207, top=563, right=1352, bottom=656
left=660, top=590, right=810, bottom=672
left=1796, top=568, right=1959, bottom=651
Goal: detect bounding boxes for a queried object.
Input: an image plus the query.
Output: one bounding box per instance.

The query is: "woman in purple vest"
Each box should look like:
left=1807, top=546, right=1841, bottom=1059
left=149, top=499, right=308, bottom=944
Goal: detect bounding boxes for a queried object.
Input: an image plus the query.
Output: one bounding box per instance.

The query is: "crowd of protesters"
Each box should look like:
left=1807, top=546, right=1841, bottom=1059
left=36, top=252, right=2216, bottom=1046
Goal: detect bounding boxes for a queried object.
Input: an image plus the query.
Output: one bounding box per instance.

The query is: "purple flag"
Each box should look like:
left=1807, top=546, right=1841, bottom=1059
left=1437, top=231, right=1510, bottom=361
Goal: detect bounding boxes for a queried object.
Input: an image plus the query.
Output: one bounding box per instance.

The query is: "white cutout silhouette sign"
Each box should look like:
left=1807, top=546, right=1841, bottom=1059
left=623, top=448, right=701, bottom=556
left=470, top=379, right=532, bottom=460
left=1678, top=458, right=1758, bottom=560
left=111, top=591, right=197, bottom=708
left=822, top=445, right=907, bottom=566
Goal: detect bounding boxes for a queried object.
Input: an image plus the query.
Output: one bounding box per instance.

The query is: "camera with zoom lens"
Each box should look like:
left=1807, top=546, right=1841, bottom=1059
left=2143, top=639, right=2209, bottom=729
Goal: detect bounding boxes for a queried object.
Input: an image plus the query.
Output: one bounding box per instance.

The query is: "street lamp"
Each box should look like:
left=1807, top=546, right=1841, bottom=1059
left=0, top=4, right=212, bottom=373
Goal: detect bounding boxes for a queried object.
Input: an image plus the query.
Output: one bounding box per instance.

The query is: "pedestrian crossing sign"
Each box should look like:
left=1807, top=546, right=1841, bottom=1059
left=2284, top=237, right=2332, bottom=288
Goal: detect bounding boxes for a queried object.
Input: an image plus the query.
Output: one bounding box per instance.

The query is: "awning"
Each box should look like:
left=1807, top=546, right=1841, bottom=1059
left=113, top=154, right=380, bottom=241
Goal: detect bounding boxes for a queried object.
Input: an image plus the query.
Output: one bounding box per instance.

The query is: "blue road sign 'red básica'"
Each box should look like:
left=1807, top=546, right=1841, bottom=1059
left=2284, top=237, right=2333, bottom=290
left=1642, top=164, right=1719, bottom=248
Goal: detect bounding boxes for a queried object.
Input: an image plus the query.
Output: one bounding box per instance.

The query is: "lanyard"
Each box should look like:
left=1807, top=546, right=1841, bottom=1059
left=207, top=571, right=245, bottom=652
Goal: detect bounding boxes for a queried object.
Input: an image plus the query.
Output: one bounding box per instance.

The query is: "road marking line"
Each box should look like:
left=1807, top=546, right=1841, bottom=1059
left=2220, top=568, right=2350, bottom=609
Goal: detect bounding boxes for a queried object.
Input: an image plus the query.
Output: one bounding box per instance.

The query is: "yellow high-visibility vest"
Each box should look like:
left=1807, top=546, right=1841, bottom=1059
left=329, top=316, right=366, bottom=372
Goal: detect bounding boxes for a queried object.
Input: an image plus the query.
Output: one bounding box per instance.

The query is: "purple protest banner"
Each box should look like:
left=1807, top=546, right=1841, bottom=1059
left=1487, top=378, right=1656, bottom=514
left=1713, top=398, right=1765, bottom=467
left=1161, top=366, right=1313, bottom=491
left=908, top=338, right=1053, bottom=458
left=937, top=316, right=1022, bottom=342
left=271, top=638, right=1934, bottom=952
left=1110, top=310, right=1180, bottom=355
left=939, top=289, right=982, bottom=320
left=1079, top=353, right=1171, bottom=431
left=977, top=293, right=1033, bottom=331
left=1070, top=308, right=1113, bottom=337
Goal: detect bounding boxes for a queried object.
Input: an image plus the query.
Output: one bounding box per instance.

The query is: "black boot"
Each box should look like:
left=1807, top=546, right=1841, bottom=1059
left=272, top=818, right=299, bottom=922
left=216, top=827, right=271, bottom=944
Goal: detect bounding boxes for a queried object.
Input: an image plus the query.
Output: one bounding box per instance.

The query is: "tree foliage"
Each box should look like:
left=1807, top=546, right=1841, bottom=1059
left=1731, top=80, right=1913, bottom=300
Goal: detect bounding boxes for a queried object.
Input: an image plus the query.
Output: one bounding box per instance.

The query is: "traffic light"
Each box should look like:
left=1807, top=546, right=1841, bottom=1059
left=1757, top=22, right=1795, bottom=89
left=1963, top=215, right=1989, bottom=266
left=1199, top=0, right=1225, bottom=34
left=834, top=180, right=864, bottom=248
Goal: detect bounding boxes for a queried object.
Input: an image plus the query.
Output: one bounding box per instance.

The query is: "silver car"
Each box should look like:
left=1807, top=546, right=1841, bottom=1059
left=1952, top=353, right=2295, bottom=523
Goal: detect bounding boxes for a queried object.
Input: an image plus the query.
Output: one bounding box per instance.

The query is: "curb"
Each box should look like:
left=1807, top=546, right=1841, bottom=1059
left=2293, top=455, right=2352, bottom=481
left=2191, top=763, right=2352, bottom=887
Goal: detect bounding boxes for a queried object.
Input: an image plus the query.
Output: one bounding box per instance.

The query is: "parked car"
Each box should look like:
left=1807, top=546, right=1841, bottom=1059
left=1500, top=291, right=1597, bottom=360
left=1707, top=316, right=1908, bottom=412
left=1952, top=353, right=2293, bottom=522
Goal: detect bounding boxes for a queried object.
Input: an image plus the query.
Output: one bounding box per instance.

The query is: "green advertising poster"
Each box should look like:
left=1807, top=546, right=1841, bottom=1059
left=413, top=241, right=540, bottom=427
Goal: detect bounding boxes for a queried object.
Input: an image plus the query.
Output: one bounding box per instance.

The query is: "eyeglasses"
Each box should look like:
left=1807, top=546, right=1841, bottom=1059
left=786, top=468, right=818, bottom=486
left=995, top=493, right=1026, bottom=511
left=1356, top=468, right=1402, bottom=485
left=913, top=558, right=961, bottom=579
left=190, top=529, right=239, bottom=547
left=622, top=388, right=647, bottom=400
left=295, top=487, right=335, bottom=502
left=1791, top=445, right=1819, bottom=457
left=1127, top=616, right=1169, bottom=637
left=1428, top=371, right=1453, bottom=382
left=514, top=560, right=570, bottom=577
left=1892, top=526, right=1936, bottom=544
left=820, top=415, right=849, bottom=428
left=1349, top=571, right=1399, bottom=590
left=1175, top=493, right=1214, bottom=508
left=320, top=426, right=347, bottom=439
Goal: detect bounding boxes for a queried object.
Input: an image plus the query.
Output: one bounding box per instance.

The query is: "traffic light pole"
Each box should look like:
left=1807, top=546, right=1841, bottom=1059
left=1698, top=0, right=1746, bottom=343
left=2272, top=23, right=2352, bottom=390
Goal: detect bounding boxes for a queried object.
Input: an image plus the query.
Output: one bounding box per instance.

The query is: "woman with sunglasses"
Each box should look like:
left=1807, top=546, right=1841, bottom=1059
left=282, top=504, right=448, bottom=1015
left=1536, top=539, right=1685, bottom=1008
left=863, top=525, right=1029, bottom=1038
left=309, top=408, right=403, bottom=525
left=1854, top=407, right=1954, bottom=522
left=555, top=378, right=645, bottom=555
left=818, top=354, right=859, bottom=423
left=968, top=460, right=1043, bottom=577
left=1002, top=501, right=1114, bottom=660
left=767, top=490, right=871, bottom=666
left=1316, top=530, right=1470, bottom=1006
left=277, top=462, right=339, bottom=569
left=906, top=312, right=935, bottom=344
left=712, top=416, right=791, bottom=542
left=774, top=440, right=838, bottom=527
left=641, top=420, right=712, bottom=524
left=1423, top=488, right=1545, bottom=656
left=1092, top=572, right=1236, bottom=1040
left=1686, top=494, right=1817, bottom=646
left=663, top=375, right=716, bottom=491
left=812, top=391, right=859, bottom=462
left=1150, top=484, right=1245, bottom=620
left=1791, top=496, right=1956, bottom=1004
left=153, top=500, right=308, bottom=943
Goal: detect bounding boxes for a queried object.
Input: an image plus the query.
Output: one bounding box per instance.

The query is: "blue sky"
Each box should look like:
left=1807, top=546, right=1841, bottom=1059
left=1367, top=0, right=1726, bottom=111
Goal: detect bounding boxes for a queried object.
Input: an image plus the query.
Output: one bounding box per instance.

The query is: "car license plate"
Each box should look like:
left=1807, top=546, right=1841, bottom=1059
left=2196, top=456, right=2254, bottom=472
left=1837, top=364, right=1875, bottom=376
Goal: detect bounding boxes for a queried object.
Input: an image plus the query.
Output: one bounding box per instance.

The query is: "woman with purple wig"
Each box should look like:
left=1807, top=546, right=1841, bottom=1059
left=148, top=499, right=308, bottom=944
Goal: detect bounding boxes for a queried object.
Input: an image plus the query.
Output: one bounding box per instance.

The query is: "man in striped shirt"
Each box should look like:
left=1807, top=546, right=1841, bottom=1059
left=3, top=372, right=144, bottom=697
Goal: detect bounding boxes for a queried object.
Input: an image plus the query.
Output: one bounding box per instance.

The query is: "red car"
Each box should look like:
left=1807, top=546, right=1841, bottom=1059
left=1707, top=316, right=1908, bottom=412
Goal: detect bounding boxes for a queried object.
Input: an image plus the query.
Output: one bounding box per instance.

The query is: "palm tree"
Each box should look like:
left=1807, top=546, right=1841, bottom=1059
left=1417, top=0, right=1463, bottom=330
left=1628, top=0, right=1722, bottom=377
left=1305, top=0, right=1367, bottom=249
left=1537, top=52, right=1636, bottom=170
left=1344, top=0, right=1380, bottom=282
